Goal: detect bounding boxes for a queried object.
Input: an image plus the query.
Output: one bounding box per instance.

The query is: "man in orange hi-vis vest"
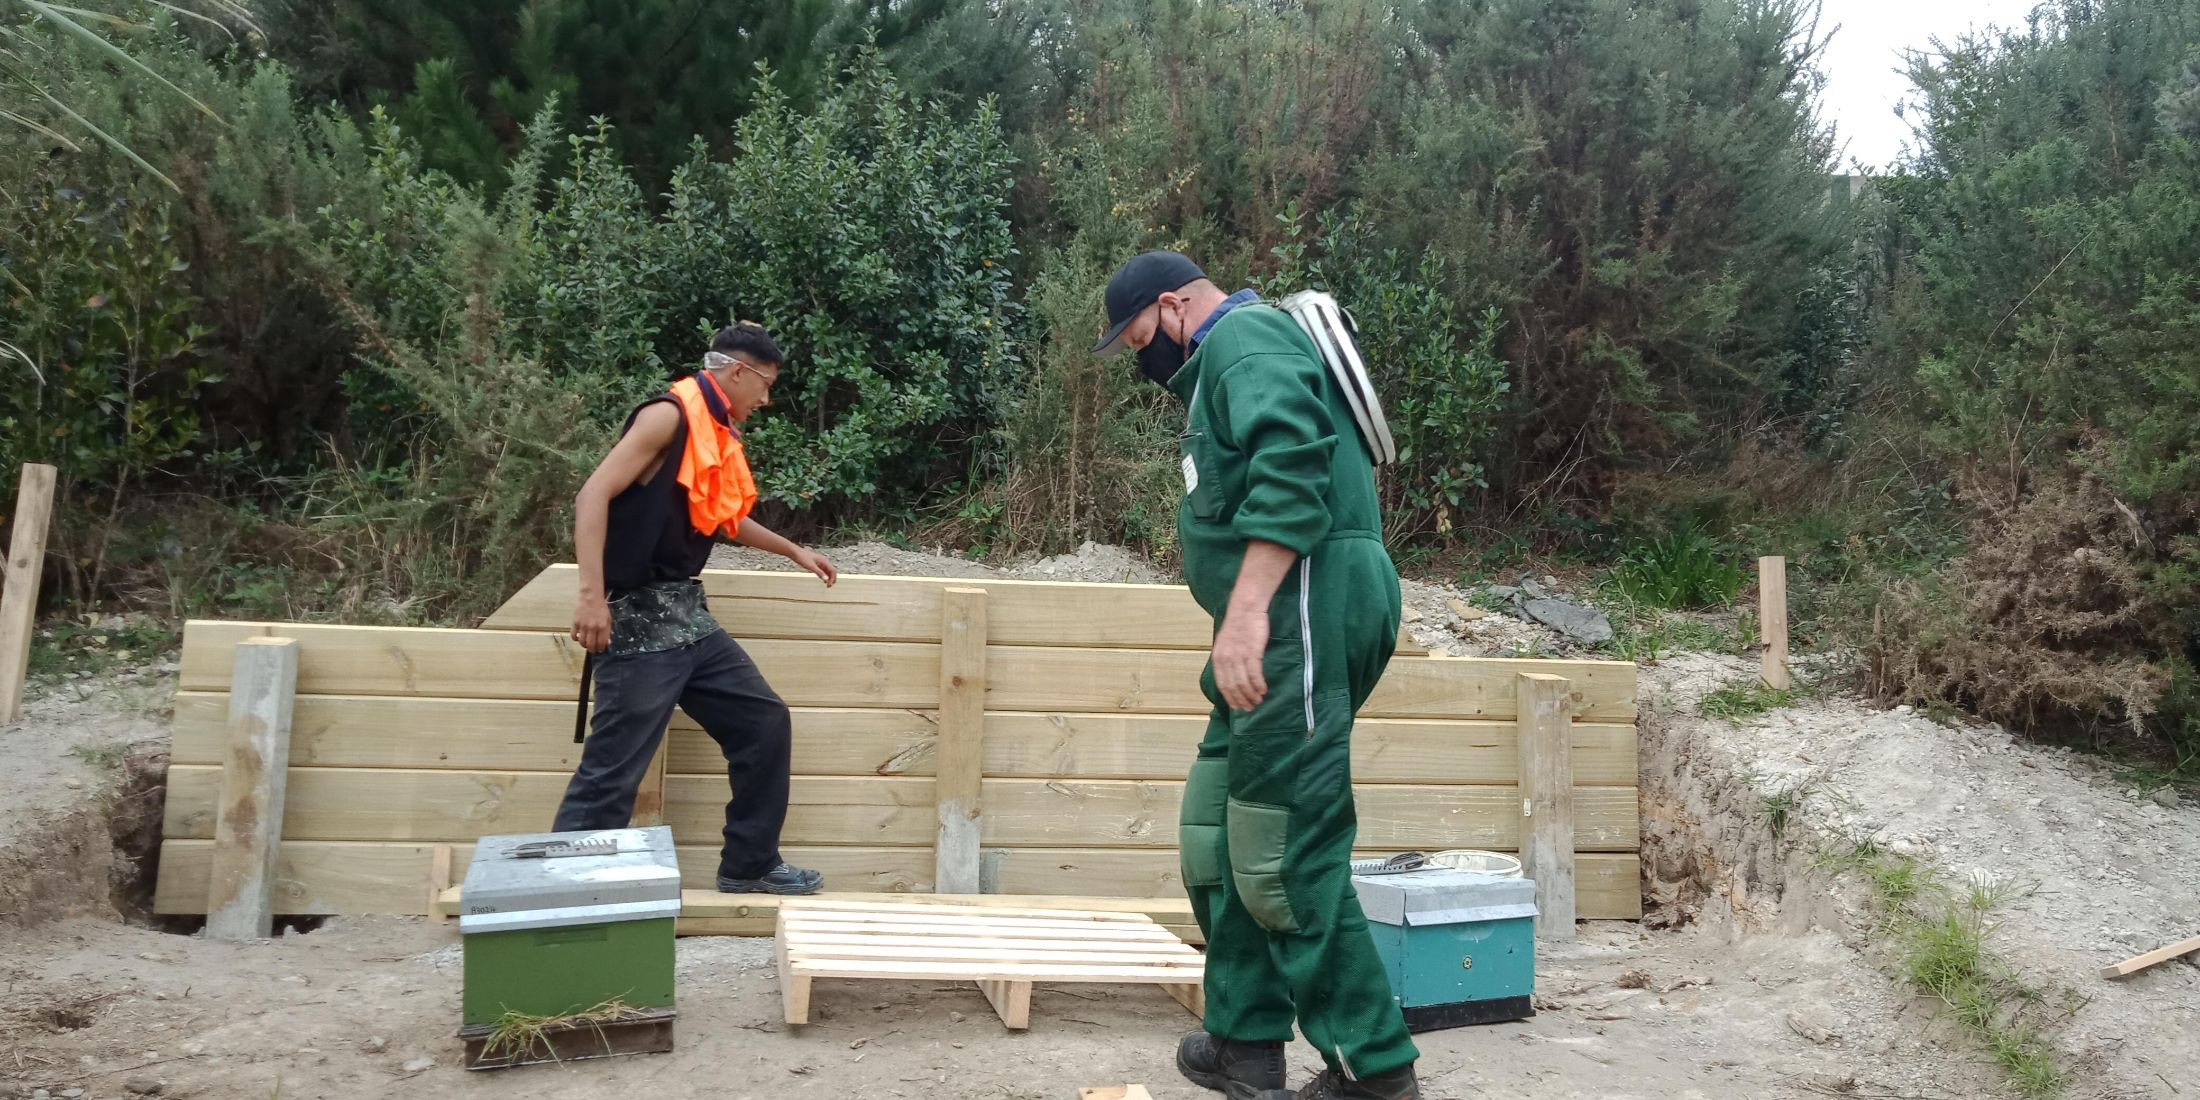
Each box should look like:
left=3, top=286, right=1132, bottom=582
left=554, top=321, right=837, bottom=895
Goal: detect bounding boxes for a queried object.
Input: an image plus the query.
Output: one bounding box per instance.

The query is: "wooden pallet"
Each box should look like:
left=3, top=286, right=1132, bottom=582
left=775, top=897, right=1205, bottom=1029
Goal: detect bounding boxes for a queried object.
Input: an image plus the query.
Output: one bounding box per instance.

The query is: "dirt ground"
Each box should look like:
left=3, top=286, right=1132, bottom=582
left=2, top=907, right=2009, bottom=1100
left=2, top=542, right=2194, bottom=1099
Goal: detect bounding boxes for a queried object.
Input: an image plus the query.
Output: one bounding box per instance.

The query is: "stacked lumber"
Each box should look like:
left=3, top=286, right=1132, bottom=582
left=155, top=566, right=1641, bottom=920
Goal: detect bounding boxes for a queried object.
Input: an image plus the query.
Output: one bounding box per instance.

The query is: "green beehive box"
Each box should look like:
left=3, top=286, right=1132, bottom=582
left=459, top=827, right=681, bottom=1067
left=1353, top=868, right=1538, bottom=1032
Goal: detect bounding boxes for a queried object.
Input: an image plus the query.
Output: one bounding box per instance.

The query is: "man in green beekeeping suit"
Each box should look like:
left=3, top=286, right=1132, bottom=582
left=1093, top=251, right=1419, bottom=1100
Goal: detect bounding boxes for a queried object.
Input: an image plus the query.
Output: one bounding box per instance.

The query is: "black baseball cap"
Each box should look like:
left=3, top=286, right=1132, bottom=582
left=1092, top=250, right=1206, bottom=355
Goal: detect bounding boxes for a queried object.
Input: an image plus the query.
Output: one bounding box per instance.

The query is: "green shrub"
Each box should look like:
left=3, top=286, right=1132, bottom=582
left=1268, top=206, right=1510, bottom=546
left=0, top=182, right=213, bottom=600
left=656, top=54, right=1019, bottom=513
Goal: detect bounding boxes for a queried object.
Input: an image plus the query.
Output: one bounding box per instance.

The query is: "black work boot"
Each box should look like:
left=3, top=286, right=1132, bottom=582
left=716, top=862, right=823, bottom=894
left=1297, top=1063, right=1420, bottom=1100
left=1176, top=1030, right=1291, bottom=1099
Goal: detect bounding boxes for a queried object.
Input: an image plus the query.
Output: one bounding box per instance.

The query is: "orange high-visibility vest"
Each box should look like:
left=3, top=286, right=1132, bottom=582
left=667, top=373, right=759, bottom=538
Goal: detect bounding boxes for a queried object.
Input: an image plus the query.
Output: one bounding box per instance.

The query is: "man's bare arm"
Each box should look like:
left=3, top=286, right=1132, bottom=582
left=571, top=403, right=680, bottom=651
left=1213, top=538, right=1298, bottom=711
left=733, top=518, right=838, bottom=587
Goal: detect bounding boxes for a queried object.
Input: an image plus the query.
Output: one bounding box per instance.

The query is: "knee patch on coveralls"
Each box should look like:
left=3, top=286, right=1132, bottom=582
left=1178, top=758, right=1229, bottom=888
left=1226, top=797, right=1300, bottom=932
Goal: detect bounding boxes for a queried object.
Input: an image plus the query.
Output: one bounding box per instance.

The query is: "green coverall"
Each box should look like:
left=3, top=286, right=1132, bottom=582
left=1166, top=302, right=1418, bottom=1080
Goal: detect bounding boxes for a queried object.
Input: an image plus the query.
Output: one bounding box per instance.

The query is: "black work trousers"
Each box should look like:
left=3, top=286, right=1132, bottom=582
left=552, top=629, right=792, bottom=880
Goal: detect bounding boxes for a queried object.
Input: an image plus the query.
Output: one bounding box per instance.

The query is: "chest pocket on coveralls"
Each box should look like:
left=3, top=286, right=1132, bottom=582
left=1179, top=430, right=1225, bottom=520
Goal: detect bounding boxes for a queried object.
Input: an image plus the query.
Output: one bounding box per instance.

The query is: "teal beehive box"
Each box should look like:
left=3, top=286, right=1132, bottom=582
left=1353, top=868, right=1538, bottom=1031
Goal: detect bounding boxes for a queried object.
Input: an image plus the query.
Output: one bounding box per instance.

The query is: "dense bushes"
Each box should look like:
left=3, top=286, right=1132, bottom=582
left=3, top=17, right=1015, bottom=618
left=8, top=0, right=2194, bottom=769
left=1868, top=0, right=2200, bottom=756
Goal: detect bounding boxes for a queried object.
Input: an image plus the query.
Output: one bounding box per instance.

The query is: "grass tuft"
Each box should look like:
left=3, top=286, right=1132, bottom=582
left=479, top=996, right=648, bottom=1065
left=1698, top=678, right=1804, bottom=721
left=1819, top=834, right=2068, bottom=1099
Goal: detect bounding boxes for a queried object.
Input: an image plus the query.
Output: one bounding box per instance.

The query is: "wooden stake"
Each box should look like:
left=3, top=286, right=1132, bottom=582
left=629, top=739, right=670, bottom=827
left=206, top=637, right=300, bottom=941
left=935, top=587, right=988, bottom=894
left=427, top=843, right=454, bottom=923
left=978, top=978, right=1033, bottom=1029
left=0, top=462, right=57, bottom=726
left=1516, top=672, right=1575, bottom=942
left=2101, top=933, right=2200, bottom=979
left=1758, top=556, right=1791, bottom=690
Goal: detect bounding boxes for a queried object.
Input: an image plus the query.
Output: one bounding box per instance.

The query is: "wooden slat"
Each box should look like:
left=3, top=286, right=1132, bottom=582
left=205, top=638, right=299, bottom=942
left=782, top=912, right=1179, bottom=938
left=155, top=843, right=936, bottom=915
left=979, top=848, right=1644, bottom=919
left=428, top=872, right=1641, bottom=929
left=1759, top=556, right=1791, bottom=690
left=484, top=564, right=1421, bottom=653
left=2100, top=933, right=2200, bottom=979
left=0, top=463, right=57, bottom=725
left=164, top=767, right=937, bottom=845
left=1518, top=672, right=1576, bottom=941
left=934, top=587, right=987, bottom=893
left=984, top=646, right=1636, bottom=721
left=978, top=779, right=1639, bottom=851
left=708, top=894, right=1203, bottom=941
left=171, top=693, right=940, bottom=776
left=982, top=711, right=1637, bottom=784
left=786, top=934, right=1193, bottom=955
left=173, top=693, right=1635, bottom=785
left=790, top=944, right=1199, bottom=967
left=781, top=897, right=1156, bottom=923
left=180, top=621, right=938, bottom=708
left=979, top=979, right=1032, bottom=1029
left=789, top=959, right=1200, bottom=982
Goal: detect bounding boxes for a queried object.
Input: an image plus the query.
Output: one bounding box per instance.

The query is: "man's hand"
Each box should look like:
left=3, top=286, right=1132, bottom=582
left=573, top=594, right=612, bottom=653
left=791, top=547, right=838, bottom=587
left=1213, top=608, right=1270, bottom=711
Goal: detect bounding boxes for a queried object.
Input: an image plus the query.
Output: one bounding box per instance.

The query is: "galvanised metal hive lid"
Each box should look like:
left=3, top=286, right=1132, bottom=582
left=1352, top=867, right=1539, bottom=927
left=459, top=826, right=681, bottom=934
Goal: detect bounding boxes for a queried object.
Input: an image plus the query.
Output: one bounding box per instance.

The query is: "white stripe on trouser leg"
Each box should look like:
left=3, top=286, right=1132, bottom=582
left=1300, top=557, right=1315, bottom=736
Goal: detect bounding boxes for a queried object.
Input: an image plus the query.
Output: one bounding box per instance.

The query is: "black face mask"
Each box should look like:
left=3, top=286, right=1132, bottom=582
left=1137, top=332, right=1187, bottom=385
left=1136, top=308, right=1189, bottom=385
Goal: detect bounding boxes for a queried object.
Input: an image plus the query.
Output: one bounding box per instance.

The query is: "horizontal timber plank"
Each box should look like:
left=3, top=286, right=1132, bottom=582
left=785, top=933, right=1190, bottom=953
left=983, top=711, right=1635, bottom=784
left=782, top=912, right=1183, bottom=938
left=787, top=945, right=1200, bottom=967
left=170, top=693, right=1633, bottom=784
left=180, top=621, right=938, bottom=708
left=982, top=847, right=1641, bottom=919
left=484, top=564, right=1419, bottom=654
left=788, top=959, right=1199, bottom=982
left=978, top=778, right=1639, bottom=851
left=179, top=622, right=1626, bottom=720
left=155, top=843, right=935, bottom=915
left=166, top=766, right=1631, bottom=851
left=984, top=647, right=1635, bottom=721
left=172, top=692, right=940, bottom=776
left=164, top=767, right=937, bottom=845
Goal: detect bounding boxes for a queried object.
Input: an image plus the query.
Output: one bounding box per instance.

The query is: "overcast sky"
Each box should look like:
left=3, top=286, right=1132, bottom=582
left=1814, top=0, right=2046, bottom=170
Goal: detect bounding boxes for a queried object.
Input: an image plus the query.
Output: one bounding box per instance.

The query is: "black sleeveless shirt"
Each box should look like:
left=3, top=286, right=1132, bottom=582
left=601, top=393, right=717, bottom=594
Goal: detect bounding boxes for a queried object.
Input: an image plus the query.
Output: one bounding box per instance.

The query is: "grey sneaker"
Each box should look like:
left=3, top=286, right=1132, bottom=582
left=716, top=862, right=824, bottom=894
